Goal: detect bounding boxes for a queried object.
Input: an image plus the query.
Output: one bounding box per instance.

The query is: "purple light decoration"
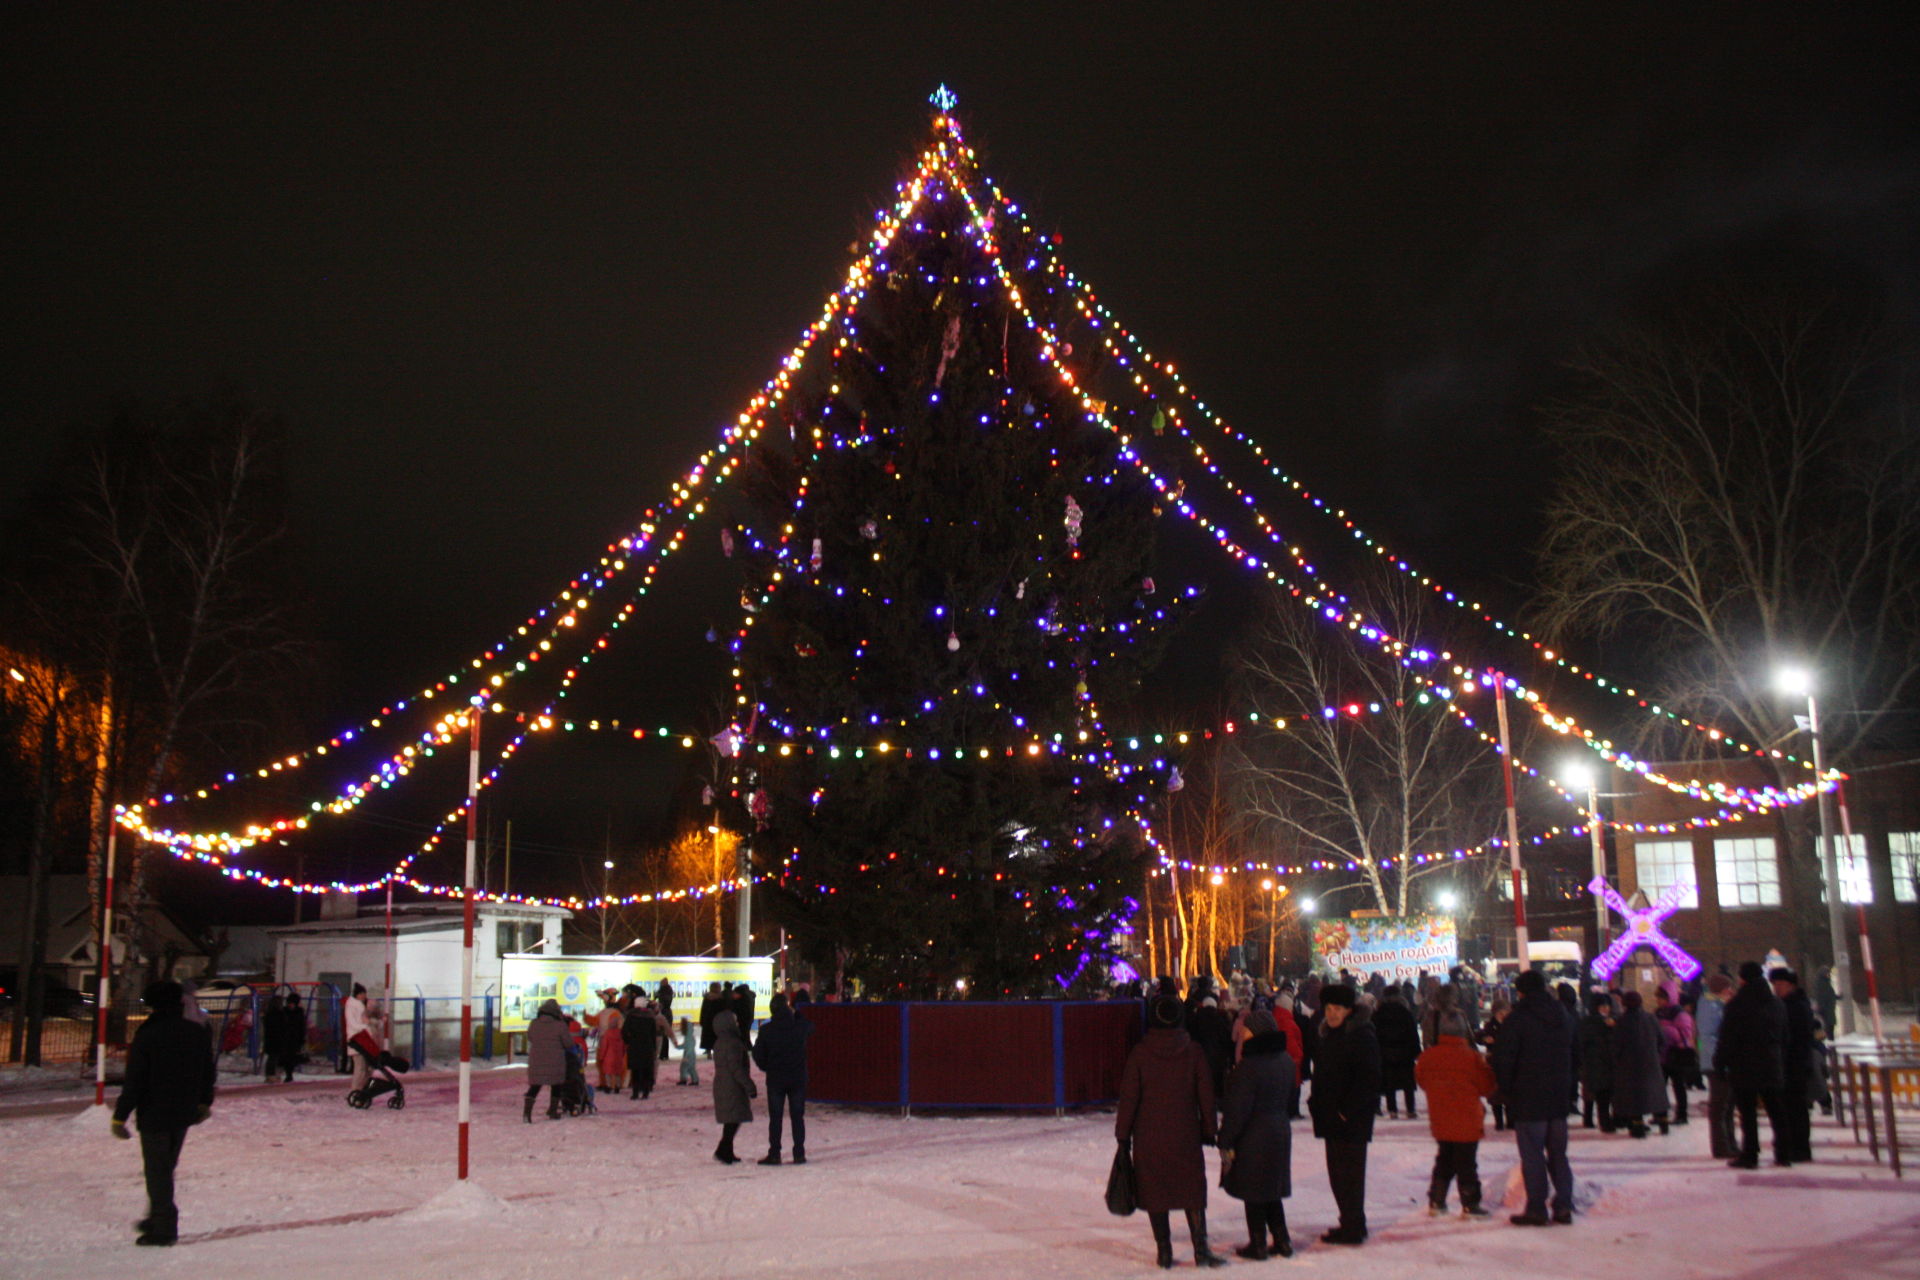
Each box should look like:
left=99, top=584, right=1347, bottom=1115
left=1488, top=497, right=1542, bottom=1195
left=1587, top=876, right=1701, bottom=983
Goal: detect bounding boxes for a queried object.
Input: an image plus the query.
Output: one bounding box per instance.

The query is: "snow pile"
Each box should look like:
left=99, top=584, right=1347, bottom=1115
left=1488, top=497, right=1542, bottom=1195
left=404, top=1178, right=510, bottom=1221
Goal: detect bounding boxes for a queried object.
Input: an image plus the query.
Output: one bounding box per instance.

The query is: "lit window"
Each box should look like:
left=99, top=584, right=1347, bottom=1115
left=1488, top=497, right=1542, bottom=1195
left=1826, top=835, right=1873, bottom=905
left=1633, top=840, right=1698, bottom=909
left=1494, top=869, right=1530, bottom=901
left=1714, top=837, right=1781, bottom=909
left=1889, top=833, right=1920, bottom=905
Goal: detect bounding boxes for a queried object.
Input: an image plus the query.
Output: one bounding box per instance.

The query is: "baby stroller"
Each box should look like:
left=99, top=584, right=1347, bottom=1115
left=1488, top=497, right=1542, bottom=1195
left=556, top=1043, right=595, bottom=1117
left=346, top=1044, right=410, bottom=1110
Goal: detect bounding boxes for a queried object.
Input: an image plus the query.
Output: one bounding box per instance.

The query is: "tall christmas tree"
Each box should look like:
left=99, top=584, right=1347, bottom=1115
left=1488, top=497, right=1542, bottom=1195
left=725, top=96, right=1187, bottom=995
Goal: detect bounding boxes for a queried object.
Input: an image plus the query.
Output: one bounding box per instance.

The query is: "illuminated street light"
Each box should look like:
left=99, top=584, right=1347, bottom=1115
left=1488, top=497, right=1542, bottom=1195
left=1438, top=890, right=1459, bottom=912
left=1776, top=664, right=1858, bottom=1036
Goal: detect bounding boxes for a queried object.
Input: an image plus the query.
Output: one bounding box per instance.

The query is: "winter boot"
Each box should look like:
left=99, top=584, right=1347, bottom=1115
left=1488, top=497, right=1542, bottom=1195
left=547, top=1098, right=561, bottom=1120
left=1236, top=1204, right=1270, bottom=1259
left=758, top=1150, right=782, bottom=1166
left=1267, top=1202, right=1294, bottom=1257
left=1149, top=1211, right=1174, bottom=1269
left=792, top=1147, right=806, bottom=1164
left=523, top=1093, right=535, bottom=1124
left=1186, top=1209, right=1227, bottom=1268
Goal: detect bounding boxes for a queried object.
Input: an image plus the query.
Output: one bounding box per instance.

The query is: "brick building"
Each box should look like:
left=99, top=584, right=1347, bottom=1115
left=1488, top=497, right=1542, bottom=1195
left=1610, top=754, right=1920, bottom=1009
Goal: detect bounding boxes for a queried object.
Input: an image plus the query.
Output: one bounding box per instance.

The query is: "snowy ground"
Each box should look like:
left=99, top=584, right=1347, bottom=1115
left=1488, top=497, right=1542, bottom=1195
left=1, top=1061, right=1916, bottom=1280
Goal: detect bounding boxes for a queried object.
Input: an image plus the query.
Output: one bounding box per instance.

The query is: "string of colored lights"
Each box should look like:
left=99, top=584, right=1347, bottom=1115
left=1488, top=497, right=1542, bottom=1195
left=942, top=138, right=1830, bottom=819
left=1006, top=213, right=1806, bottom=771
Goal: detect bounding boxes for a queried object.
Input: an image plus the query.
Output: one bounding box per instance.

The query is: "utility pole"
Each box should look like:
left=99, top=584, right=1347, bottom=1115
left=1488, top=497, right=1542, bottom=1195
left=1492, top=674, right=1530, bottom=969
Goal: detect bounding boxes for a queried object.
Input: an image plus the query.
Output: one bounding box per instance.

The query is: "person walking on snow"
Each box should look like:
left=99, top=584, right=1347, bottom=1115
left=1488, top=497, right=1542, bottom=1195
left=711, top=1009, right=756, bottom=1163
left=750, top=992, right=814, bottom=1165
left=1416, top=1022, right=1498, bottom=1217
left=1770, top=969, right=1816, bottom=1164
left=523, top=998, right=571, bottom=1121
left=343, top=983, right=383, bottom=1097
left=111, top=981, right=216, bottom=1247
left=1654, top=983, right=1697, bottom=1125
left=1611, top=990, right=1668, bottom=1138
left=1714, top=961, right=1786, bottom=1169
left=1217, top=1007, right=1296, bottom=1260
left=1697, top=973, right=1737, bottom=1158
left=1373, top=987, right=1420, bottom=1119
left=1492, top=970, right=1577, bottom=1226
left=1116, top=994, right=1226, bottom=1269
left=1307, top=984, right=1380, bottom=1246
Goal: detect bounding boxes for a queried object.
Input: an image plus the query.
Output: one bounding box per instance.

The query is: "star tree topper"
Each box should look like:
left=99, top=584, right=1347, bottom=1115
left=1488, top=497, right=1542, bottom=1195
left=1587, top=875, right=1702, bottom=982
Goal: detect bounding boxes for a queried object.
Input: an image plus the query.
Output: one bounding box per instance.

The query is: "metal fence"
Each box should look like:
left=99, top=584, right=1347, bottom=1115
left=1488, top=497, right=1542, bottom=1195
left=803, top=999, right=1144, bottom=1113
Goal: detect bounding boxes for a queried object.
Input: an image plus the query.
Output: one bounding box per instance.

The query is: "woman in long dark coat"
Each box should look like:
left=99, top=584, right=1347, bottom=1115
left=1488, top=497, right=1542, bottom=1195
left=1116, top=995, right=1225, bottom=1269
left=1578, top=991, right=1618, bottom=1131
left=1218, top=1008, right=1295, bottom=1260
left=523, top=999, right=571, bottom=1121
left=710, top=1009, right=755, bottom=1163
left=1372, top=989, right=1420, bottom=1118
left=1611, top=990, right=1668, bottom=1138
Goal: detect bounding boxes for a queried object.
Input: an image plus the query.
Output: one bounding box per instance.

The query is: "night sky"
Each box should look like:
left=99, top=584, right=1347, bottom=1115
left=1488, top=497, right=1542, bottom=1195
left=6, top=7, right=1918, bottom=909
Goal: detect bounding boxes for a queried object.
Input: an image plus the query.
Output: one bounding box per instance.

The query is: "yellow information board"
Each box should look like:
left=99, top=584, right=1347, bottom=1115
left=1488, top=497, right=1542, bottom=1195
left=499, top=954, right=776, bottom=1031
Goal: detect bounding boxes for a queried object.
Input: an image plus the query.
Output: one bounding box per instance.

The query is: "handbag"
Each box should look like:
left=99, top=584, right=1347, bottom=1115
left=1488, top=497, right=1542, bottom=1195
left=1105, top=1141, right=1138, bottom=1216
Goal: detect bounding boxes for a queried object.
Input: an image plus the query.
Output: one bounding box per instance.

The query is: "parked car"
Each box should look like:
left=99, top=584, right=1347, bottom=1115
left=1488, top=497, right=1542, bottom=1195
left=0, top=971, right=95, bottom=1019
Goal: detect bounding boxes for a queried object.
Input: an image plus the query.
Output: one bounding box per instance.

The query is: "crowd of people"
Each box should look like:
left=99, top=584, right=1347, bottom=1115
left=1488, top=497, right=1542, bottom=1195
left=1112, top=960, right=1836, bottom=1267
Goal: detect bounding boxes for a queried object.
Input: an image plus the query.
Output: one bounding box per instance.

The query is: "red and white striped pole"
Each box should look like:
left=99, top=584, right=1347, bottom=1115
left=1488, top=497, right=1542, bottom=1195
left=1834, top=778, right=1884, bottom=1042
left=458, top=705, right=481, bottom=1180
left=92, top=820, right=118, bottom=1107
left=1492, top=674, right=1530, bottom=968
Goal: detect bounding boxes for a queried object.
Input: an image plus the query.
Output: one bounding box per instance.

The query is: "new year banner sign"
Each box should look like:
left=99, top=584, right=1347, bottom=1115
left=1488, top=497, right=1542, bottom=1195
left=1311, top=915, right=1457, bottom=982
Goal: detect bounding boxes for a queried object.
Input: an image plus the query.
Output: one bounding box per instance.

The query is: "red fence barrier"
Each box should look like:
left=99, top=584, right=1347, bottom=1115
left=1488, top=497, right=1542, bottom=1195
left=801, top=1000, right=1143, bottom=1111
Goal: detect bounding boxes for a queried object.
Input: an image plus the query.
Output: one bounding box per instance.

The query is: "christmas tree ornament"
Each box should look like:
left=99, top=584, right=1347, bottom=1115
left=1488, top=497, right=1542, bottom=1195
left=811, top=537, right=824, bottom=571
left=720, top=528, right=735, bottom=557
left=711, top=725, right=745, bottom=759
left=934, top=313, right=962, bottom=386
left=1064, top=495, right=1083, bottom=547
left=702, top=785, right=715, bottom=807
left=706, top=627, right=719, bottom=644
left=1150, top=407, right=1166, bottom=436
left=1141, top=577, right=1155, bottom=594
left=860, top=519, right=878, bottom=540
left=946, top=631, right=961, bottom=652
left=1167, top=767, right=1185, bottom=793
left=1015, top=578, right=1027, bottom=600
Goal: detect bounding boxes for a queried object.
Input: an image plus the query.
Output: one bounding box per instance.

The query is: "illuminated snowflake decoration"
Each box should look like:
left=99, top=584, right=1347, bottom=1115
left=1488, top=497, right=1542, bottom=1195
left=930, top=84, right=959, bottom=112
left=1588, top=876, right=1701, bottom=983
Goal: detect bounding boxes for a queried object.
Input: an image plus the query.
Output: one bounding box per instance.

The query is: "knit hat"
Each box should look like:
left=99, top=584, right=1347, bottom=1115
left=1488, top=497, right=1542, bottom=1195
left=142, top=980, right=184, bottom=1011
left=1244, top=1008, right=1278, bottom=1037
left=1516, top=969, right=1547, bottom=997
left=1706, top=973, right=1734, bottom=994
left=1319, top=984, right=1357, bottom=1009
left=1770, top=968, right=1799, bottom=986
left=1149, top=994, right=1186, bottom=1028
left=1738, top=961, right=1766, bottom=984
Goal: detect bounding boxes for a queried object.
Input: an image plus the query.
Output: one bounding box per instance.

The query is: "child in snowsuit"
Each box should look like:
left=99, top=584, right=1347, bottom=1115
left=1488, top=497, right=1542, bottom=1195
left=1415, top=1029, right=1498, bottom=1217
left=678, top=1016, right=700, bottom=1085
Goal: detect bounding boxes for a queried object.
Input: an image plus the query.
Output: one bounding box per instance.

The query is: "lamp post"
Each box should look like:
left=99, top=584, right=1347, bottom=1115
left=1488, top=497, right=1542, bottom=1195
left=1563, top=762, right=1611, bottom=953
left=1776, top=667, right=1852, bottom=1037
left=1261, top=878, right=1278, bottom=983
left=1491, top=673, right=1530, bottom=968
left=601, top=860, right=614, bottom=955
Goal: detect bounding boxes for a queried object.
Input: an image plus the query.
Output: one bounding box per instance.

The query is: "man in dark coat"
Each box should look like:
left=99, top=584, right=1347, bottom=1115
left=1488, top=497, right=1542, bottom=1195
left=1577, top=991, right=1617, bottom=1131
left=111, top=981, right=216, bottom=1246
left=731, top=982, right=757, bottom=1050
left=699, top=982, right=724, bottom=1055
left=1372, top=989, right=1420, bottom=1119
left=1307, top=985, right=1380, bottom=1246
left=1492, top=970, right=1577, bottom=1226
left=1713, top=960, right=1786, bottom=1169
left=1116, top=995, right=1225, bottom=1269
left=1610, top=990, right=1668, bottom=1138
left=750, top=993, right=814, bottom=1164
left=621, top=998, right=662, bottom=1099
left=1771, top=969, right=1816, bottom=1164
left=1219, top=1008, right=1296, bottom=1260
left=1186, top=996, right=1234, bottom=1108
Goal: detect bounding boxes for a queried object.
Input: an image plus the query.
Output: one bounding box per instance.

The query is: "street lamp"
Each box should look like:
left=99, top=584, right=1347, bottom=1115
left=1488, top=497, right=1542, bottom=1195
left=1437, top=890, right=1459, bottom=913
left=1562, top=760, right=1612, bottom=952
left=600, top=860, right=615, bottom=955
left=1775, top=666, right=1852, bottom=1036
left=1300, top=898, right=1316, bottom=916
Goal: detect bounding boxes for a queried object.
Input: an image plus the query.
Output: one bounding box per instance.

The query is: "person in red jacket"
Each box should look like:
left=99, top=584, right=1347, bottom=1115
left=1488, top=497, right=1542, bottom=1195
left=1415, top=1028, right=1499, bottom=1217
